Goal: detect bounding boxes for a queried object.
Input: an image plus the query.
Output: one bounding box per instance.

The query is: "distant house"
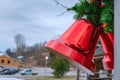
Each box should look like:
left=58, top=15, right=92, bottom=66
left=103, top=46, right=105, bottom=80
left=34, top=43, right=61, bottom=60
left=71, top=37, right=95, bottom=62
left=0, top=53, right=21, bottom=70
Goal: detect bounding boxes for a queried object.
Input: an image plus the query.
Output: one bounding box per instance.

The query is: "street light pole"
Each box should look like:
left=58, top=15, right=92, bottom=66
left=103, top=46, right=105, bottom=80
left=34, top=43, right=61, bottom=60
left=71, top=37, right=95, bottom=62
left=45, top=56, right=48, bottom=68
left=45, top=56, right=48, bottom=76
left=76, top=68, right=80, bottom=80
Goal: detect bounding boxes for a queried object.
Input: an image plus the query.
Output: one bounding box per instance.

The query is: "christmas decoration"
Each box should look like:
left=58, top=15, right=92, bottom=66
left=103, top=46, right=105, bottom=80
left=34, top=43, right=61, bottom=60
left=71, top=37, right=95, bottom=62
left=67, top=0, right=114, bottom=32
left=46, top=0, right=114, bottom=75
left=46, top=19, right=100, bottom=75
left=99, top=24, right=114, bottom=70
left=67, top=0, right=114, bottom=70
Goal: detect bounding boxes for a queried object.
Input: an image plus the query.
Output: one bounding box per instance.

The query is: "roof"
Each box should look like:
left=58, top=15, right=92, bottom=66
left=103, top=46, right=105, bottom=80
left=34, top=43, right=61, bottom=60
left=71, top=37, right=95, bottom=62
left=0, top=52, right=9, bottom=57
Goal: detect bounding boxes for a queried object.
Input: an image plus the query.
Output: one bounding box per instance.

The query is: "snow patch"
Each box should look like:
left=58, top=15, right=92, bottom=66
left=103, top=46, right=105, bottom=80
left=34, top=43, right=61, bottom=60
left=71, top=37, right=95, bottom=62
left=0, top=77, right=24, bottom=80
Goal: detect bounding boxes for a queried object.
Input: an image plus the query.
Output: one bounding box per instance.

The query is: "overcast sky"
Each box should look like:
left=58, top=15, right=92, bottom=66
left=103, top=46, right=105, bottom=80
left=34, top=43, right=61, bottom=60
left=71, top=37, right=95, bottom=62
left=0, top=0, right=78, bottom=52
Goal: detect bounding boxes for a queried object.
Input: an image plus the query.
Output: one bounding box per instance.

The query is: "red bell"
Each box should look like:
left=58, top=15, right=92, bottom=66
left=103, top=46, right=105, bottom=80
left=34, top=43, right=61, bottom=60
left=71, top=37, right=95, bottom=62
left=99, top=25, right=114, bottom=70
left=45, top=19, right=99, bottom=75
left=108, top=33, right=114, bottom=45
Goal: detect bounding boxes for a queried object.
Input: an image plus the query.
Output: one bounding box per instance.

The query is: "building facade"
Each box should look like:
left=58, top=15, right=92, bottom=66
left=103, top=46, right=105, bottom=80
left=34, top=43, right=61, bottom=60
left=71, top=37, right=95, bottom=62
left=0, top=53, right=21, bottom=70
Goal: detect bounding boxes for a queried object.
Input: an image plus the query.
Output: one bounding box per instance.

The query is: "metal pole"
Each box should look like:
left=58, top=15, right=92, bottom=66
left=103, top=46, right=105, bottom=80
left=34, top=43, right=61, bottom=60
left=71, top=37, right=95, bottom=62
left=45, top=56, right=48, bottom=68
left=45, top=59, right=48, bottom=68
left=76, top=68, right=80, bottom=80
left=114, top=0, right=120, bottom=80
left=45, top=56, right=48, bottom=76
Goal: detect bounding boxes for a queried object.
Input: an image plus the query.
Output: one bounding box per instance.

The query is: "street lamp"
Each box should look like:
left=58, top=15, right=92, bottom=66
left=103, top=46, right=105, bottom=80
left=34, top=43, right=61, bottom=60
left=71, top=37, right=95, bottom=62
left=45, top=56, right=48, bottom=60
left=45, top=56, right=48, bottom=76
left=45, top=56, right=48, bottom=67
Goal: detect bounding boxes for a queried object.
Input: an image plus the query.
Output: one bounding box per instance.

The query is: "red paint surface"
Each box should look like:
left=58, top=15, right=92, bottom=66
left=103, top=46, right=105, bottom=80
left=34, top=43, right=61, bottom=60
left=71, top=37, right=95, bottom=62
left=46, top=19, right=100, bottom=74
left=99, top=26, right=114, bottom=70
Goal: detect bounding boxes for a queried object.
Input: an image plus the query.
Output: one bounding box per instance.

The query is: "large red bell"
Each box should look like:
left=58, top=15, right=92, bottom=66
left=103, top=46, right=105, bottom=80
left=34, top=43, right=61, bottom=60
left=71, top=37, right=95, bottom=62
left=99, top=25, right=114, bottom=70
left=45, top=19, right=99, bottom=75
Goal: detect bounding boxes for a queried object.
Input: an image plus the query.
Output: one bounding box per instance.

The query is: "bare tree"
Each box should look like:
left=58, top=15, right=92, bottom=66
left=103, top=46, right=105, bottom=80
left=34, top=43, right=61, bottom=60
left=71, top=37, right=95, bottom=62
left=6, top=48, right=17, bottom=58
left=14, top=34, right=26, bottom=56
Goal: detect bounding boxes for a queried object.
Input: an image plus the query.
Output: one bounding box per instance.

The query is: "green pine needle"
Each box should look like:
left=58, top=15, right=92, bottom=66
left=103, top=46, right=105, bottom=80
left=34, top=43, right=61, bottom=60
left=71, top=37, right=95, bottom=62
left=67, top=0, right=114, bottom=33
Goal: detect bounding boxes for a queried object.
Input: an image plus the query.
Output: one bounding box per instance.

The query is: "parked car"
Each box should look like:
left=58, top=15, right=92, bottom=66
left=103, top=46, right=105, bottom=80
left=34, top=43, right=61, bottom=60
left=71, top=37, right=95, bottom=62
left=0, top=69, right=10, bottom=75
left=0, top=69, right=19, bottom=75
left=8, top=69, right=19, bottom=74
left=20, top=69, right=38, bottom=75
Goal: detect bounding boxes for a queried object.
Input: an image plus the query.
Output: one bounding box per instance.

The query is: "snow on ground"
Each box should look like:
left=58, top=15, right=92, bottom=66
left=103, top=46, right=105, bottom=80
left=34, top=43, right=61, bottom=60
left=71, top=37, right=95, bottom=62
left=0, top=77, right=24, bottom=80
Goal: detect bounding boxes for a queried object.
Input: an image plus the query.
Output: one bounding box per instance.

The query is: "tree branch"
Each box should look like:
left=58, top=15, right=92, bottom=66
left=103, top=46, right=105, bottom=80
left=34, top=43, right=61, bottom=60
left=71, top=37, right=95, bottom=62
left=53, top=0, right=68, bottom=9
left=57, top=10, right=67, bottom=16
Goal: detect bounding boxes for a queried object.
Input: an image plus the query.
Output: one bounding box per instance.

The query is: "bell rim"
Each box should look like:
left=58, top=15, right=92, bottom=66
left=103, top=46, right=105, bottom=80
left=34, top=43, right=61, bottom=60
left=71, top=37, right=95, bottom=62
left=46, top=40, right=96, bottom=75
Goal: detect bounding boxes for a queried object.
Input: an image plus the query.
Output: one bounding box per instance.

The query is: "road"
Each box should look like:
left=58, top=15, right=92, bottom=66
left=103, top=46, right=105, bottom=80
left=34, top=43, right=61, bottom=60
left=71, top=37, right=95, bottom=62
left=0, top=67, right=77, bottom=80
left=31, top=67, right=77, bottom=76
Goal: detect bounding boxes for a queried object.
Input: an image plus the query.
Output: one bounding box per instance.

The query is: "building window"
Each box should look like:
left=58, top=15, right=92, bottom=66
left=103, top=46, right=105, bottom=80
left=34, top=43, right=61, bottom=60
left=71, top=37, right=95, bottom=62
left=7, top=60, right=10, bottom=64
left=1, top=60, right=4, bottom=64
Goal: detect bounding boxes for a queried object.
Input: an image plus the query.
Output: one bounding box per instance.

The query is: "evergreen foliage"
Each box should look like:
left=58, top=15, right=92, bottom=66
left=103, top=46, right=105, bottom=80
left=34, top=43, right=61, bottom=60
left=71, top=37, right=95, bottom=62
left=100, top=0, right=114, bottom=32
left=51, top=58, right=70, bottom=78
left=67, top=0, right=114, bottom=32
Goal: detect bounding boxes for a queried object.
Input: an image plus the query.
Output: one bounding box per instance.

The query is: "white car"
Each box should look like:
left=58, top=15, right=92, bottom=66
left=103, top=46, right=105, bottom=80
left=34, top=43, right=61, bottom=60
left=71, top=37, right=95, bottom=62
left=20, top=69, right=37, bottom=75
